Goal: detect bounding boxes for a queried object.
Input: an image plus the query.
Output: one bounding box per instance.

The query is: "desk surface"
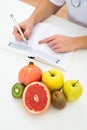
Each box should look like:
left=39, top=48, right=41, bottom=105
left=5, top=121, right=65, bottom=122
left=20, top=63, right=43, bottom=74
left=0, top=0, right=87, bottom=130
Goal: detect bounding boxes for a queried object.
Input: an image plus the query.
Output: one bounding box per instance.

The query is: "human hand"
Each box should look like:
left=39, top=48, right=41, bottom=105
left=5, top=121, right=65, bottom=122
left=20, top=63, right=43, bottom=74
left=39, top=34, right=80, bottom=52
left=12, top=17, right=34, bottom=41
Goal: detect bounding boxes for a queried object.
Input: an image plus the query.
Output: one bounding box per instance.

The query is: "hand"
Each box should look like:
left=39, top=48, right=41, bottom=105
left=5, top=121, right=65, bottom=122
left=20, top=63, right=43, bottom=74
left=39, top=34, right=82, bottom=52
left=13, top=17, right=34, bottom=41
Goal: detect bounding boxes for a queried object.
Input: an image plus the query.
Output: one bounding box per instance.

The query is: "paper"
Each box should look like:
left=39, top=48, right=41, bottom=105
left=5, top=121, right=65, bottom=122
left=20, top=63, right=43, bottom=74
left=8, top=22, right=74, bottom=71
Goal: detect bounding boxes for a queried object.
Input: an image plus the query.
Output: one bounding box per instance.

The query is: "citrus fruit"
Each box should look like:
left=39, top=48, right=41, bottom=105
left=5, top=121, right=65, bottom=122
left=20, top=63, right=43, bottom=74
left=22, top=82, right=51, bottom=114
left=51, top=90, right=67, bottom=109
left=18, top=62, right=42, bottom=86
left=12, top=83, right=24, bottom=98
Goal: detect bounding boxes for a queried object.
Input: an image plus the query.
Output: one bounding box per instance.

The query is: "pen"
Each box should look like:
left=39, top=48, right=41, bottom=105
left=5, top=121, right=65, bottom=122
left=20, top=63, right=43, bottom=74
left=10, top=14, right=28, bottom=44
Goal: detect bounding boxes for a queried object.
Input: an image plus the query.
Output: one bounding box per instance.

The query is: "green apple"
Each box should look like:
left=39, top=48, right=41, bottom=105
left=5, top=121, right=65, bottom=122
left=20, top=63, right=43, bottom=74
left=63, top=80, right=83, bottom=102
left=41, top=68, right=64, bottom=91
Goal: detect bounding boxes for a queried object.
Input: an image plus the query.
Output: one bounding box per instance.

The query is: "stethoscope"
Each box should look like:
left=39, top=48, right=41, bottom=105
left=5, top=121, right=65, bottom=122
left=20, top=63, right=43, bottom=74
left=71, top=0, right=81, bottom=8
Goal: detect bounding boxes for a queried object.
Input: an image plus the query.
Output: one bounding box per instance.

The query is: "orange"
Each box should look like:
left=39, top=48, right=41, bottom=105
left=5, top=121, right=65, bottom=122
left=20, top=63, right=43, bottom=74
left=22, top=82, right=51, bottom=114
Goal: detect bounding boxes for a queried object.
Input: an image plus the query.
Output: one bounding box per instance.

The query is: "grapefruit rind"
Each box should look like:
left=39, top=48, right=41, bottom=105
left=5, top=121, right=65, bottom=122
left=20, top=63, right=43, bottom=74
left=22, top=82, right=51, bottom=114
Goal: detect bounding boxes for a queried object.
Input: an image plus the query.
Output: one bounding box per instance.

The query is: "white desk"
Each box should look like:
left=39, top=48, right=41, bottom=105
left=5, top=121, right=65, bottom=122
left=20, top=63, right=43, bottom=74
left=0, top=0, right=87, bottom=130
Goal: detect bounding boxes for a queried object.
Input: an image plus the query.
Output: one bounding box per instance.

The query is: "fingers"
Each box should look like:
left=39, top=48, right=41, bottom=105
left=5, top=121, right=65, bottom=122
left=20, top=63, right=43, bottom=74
left=13, top=24, right=30, bottom=41
left=39, top=35, right=64, bottom=52
left=13, top=26, right=22, bottom=41
left=23, top=28, right=30, bottom=39
left=54, top=47, right=67, bottom=53
left=39, top=35, right=55, bottom=44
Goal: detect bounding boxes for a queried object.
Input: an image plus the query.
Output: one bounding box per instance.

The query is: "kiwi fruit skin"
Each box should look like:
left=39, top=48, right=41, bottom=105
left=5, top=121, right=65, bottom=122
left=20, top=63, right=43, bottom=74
left=51, top=90, right=67, bottom=109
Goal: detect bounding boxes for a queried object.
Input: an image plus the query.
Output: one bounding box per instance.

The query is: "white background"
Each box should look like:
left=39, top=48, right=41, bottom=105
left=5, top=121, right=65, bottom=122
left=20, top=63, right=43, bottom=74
left=0, top=0, right=87, bottom=130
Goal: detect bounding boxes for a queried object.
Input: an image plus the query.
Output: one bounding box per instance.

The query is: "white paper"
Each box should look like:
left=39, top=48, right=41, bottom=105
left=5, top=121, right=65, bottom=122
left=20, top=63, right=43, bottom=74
left=8, top=22, right=74, bottom=71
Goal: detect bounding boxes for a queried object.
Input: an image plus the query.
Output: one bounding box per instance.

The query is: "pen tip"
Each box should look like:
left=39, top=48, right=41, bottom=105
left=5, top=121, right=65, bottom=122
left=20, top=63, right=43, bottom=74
left=10, top=14, right=13, bottom=17
left=25, top=40, right=28, bottom=44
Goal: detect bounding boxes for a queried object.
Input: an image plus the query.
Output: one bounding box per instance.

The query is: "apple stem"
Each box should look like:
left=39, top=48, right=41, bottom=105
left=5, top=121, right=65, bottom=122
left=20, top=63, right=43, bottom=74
left=49, top=71, right=54, bottom=77
left=73, top=80, right=79, bottom=87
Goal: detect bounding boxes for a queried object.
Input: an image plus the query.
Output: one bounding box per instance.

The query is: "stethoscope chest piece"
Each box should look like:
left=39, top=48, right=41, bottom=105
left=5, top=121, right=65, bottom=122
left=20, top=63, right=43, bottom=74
left=71, top=0, right=81, bottom=8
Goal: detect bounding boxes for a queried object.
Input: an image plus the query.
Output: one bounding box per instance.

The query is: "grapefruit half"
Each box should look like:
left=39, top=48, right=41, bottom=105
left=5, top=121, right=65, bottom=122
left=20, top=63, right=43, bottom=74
left=22, top=82, right=51, bottom=114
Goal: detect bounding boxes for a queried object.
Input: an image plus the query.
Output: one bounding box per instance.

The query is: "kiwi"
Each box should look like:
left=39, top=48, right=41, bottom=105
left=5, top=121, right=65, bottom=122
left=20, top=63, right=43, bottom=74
left=12, top=83, right=24, bottom=98
left=51, top=90, right=67, bottom=109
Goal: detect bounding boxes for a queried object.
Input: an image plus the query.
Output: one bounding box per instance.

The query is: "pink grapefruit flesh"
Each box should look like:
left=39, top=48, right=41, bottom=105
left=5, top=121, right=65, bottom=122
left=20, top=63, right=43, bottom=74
left=23, top=82, right=51, bottom=114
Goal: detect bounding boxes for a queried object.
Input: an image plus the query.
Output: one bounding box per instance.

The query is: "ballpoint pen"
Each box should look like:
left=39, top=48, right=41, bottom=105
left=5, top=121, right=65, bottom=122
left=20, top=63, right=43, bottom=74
left=10, top=14, right=28, bottom=44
